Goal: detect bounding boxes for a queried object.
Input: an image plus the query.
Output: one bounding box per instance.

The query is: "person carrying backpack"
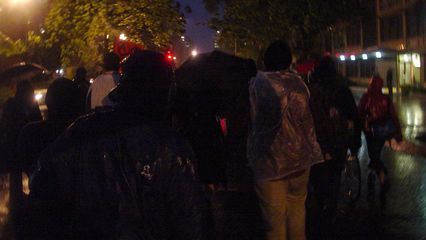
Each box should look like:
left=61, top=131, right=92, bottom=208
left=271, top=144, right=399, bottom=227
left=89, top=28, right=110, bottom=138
left=358, top=75, right=402, bottom=196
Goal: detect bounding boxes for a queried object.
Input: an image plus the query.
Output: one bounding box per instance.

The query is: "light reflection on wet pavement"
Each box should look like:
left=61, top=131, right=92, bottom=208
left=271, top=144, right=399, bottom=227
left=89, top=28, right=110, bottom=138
left=1, top=90, right=426, bottom=239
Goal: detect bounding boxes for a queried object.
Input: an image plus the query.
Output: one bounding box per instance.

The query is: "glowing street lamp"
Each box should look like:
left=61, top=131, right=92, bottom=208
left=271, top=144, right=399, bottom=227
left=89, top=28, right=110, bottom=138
left=119, top=33, right=127, bottom=41
left=192, top=50, right=198, bottom=57
left=10, top=0, right=30, bottom=5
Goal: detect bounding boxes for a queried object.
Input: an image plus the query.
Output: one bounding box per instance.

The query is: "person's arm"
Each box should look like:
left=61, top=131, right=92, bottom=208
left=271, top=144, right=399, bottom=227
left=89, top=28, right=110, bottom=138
left=339, top=87, right=362, bottom=155
left=358, top=94, right=369, bottom=133
left=290, top=87, right=327, bottom=158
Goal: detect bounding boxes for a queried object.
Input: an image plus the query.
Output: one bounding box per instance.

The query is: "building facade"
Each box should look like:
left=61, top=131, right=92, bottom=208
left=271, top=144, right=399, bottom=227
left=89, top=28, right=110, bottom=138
left=334, top=0, right=426, bottom=89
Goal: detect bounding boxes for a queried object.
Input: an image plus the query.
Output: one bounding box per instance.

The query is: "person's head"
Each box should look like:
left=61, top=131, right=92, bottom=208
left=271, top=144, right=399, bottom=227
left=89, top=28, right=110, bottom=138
left=367, top=75, right=384, bottom=95
left=45, top=78, right=82, bottom=121
left=103, top=52, right=120, bottom=71
left=15, top=80, right=35, bottom=104
left=74, top=67, right=87, bottom=82
left=110, top=49, right=173, bottom=120
left=310, top=56, right=337, bottom=85
left=263, top=40, right=292, bottom=71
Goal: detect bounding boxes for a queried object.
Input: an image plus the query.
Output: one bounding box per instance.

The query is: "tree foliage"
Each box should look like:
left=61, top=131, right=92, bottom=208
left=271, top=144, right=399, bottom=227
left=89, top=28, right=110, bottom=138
left=0, top=31, right=26, bottom=57
left=205, top=0, right=368, bottom=61
left=44, top=0, right=185, bottom=68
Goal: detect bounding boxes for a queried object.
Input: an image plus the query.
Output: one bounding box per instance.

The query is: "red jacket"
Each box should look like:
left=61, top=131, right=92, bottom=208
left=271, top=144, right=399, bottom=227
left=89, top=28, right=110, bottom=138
left=358, top=76, right=402, bottom=141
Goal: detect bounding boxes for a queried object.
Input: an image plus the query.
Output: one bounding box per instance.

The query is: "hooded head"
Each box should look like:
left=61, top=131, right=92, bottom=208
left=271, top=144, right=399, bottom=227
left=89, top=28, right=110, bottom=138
left=103, top=52, right=120, bottom=72
left=45, top=78, right=81, bottom=121
left=110, top=49, right=173, bottom=120
left=367, top=75, right=384, bottom=95
left=264, top=40, right=292, bottom=71
left=310, top=56, right=337, bottom=85
left=74, top=67, right=87, bottom=82
left=15, top=80, right=36, bottom=106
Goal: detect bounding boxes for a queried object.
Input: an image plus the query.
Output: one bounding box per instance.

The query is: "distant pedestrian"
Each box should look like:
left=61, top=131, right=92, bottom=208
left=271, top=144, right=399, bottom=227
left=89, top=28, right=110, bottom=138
left=73, top=67, right=90, bottom=114
left=30, top=50, right=208, bottom=240
left=386, top=68, right=393, bottom=100
left=247, top=40, right=323, bottom=240
left=308, top=56, right=361, bottom=221
left=358, top=75, right=402, bottom=197
left=88, top=52, right=120, bottom=109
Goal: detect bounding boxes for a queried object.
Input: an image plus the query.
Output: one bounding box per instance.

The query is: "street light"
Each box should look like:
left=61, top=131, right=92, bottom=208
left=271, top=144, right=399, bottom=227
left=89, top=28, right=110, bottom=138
left=10, top=0, right=30, bottom=6
left=119, top=33, right=127, bottom=41
left=192, top=50, right=198, bottom=57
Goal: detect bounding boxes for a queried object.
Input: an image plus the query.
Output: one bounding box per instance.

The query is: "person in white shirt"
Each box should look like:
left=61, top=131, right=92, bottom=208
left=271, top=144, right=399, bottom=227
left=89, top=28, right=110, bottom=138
left=88, top=52, right=120, bottom=109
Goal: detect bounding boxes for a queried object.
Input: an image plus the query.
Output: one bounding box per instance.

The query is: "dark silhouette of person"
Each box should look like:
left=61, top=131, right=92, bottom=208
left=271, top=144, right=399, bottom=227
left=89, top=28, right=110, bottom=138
left=308, top=56, right=361, bottom=225
left=0, top=80, right=41, bottom=239
left=386, top=68, right=393, bottom=100
left=73, top=67, right=90, bottom=114
left=18, top=78, right=81, bottom=176
left=29, top=50, right=208, bottom=240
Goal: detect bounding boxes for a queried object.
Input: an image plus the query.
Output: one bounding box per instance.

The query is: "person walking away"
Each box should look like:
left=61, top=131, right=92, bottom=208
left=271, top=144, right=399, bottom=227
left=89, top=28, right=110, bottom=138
left=0, top=80, right=42, bottom=239
left=73, top=67, right=90, bottom=114
left=29, top=50, right=208, bottom=240
left=18, top=78, right=82, bottom=177
left=88, top=52, right=120, bottom=109
left=15, top=78, right=81, bottom=239
left=247, top=40, right=323, bottom=240
left=386, top=68, right=393, bottom=100
left=358, top=75, right=402, bottom=199
left=307, top=57, right=361, bottom=223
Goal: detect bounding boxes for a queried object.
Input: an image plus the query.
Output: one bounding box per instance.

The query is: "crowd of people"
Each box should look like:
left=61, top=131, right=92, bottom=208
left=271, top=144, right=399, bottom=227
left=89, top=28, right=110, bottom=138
left=0, top=39, right=402, bottom=240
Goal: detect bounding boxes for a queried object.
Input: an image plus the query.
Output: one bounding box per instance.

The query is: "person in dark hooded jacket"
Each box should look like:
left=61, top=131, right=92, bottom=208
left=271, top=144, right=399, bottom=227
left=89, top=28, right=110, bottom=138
left=29, top=50, right=208, bottom=240
left=15, top=78, right=82, bottom=239
left=18, top=78, right=82, bottom=176
left=0, top=80, right=42, bottom=172
left=0, top=80, right=42, bottom=239
left=308, top=56, right=361, bottom=220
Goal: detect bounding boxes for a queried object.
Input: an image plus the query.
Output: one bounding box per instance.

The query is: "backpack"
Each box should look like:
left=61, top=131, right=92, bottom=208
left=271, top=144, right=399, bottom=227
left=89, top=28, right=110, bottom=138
left=309, top=83, right=351, bottom=156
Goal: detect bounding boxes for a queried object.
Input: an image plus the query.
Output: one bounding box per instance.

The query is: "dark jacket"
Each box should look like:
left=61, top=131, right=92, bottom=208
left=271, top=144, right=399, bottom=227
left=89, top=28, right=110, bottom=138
left=0, top=96, right=42, bottom=171
left=309, top=82, right=362, bottom=158
left=247, top=71, right=323, bottom=181
left=29, top=108, right=208, bottom=240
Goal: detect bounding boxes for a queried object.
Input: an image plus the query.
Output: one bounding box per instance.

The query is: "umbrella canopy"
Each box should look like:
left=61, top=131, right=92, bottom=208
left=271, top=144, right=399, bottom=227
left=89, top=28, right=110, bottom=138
left=0, top=62, right=49, bottom=85
left=174, top=51, right=256, bottom=187
left=175, top=50, right=256, bottom=118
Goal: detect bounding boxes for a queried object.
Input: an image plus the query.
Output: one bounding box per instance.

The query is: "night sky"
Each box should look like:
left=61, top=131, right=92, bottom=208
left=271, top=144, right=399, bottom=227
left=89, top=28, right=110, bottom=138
left=179, top=0, right=215, bottom=53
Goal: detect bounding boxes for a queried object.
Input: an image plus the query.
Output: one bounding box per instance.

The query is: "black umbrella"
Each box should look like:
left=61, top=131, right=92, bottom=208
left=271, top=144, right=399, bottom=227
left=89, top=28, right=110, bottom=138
left=175, top=50, right=256, bottom=118
left=0, top=62, right=49, bottom=85
left=174, top=50, right=256, bottom=188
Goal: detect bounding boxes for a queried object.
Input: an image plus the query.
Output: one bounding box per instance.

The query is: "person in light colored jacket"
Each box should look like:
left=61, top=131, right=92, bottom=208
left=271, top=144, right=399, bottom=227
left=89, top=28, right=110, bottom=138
left=247, top=40, right=323, bottom=240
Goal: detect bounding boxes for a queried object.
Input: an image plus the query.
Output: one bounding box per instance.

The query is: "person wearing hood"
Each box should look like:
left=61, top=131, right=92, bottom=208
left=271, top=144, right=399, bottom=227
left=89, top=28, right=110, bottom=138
left=248, top=40, right=323, bottom=240
left=29, top=50, right=208, bottom=240
left=308, top=56, right=361, bottom=223
left=358, top=75, right=402, bottom=197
